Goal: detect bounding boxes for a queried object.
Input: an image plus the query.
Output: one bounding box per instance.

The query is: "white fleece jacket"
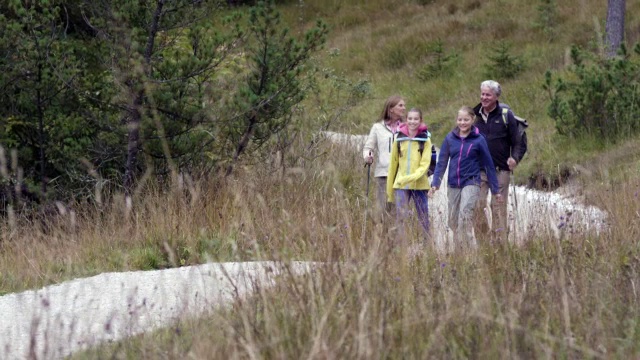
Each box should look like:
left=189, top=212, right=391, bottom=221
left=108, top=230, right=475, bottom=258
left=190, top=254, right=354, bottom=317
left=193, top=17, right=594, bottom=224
left=362, top=121, right=401, bottom=178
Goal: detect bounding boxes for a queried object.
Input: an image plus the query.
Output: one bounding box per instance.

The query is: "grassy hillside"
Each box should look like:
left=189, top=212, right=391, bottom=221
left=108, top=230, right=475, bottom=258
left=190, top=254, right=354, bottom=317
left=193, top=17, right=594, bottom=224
left=283, top=0, right=640, bottom=187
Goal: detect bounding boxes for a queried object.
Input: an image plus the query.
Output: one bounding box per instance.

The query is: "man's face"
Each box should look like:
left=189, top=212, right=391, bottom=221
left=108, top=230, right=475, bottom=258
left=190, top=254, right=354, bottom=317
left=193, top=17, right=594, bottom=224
left=480, top=87, right=498, bottom=110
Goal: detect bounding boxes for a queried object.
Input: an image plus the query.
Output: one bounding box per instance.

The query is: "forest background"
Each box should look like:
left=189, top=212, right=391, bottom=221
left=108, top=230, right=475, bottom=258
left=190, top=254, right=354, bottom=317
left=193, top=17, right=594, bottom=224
left=2, top=0, right=640, bottom=358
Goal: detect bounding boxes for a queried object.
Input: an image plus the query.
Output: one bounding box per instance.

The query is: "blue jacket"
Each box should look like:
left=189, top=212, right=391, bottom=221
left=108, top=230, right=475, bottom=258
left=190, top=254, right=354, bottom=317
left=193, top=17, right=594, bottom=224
left=431, top=126, right=500, bottom=194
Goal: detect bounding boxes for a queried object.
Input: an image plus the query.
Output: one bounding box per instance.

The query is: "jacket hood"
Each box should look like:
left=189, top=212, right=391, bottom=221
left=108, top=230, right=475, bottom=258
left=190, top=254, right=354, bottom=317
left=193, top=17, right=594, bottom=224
left=452, top=125, right=480, bottom=138
left=398, top=123, right=428, bottom=137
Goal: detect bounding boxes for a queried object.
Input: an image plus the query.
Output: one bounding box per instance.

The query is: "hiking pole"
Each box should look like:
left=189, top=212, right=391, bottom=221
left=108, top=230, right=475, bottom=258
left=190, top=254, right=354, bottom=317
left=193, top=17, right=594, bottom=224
left=511, top=170, right=518, bottom=243
left=362, top=152, right=372, bottom=243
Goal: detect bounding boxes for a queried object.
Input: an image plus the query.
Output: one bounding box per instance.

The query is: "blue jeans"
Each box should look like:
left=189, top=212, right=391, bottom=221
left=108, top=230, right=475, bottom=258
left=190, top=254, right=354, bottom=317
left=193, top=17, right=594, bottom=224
left=394, top=189, right=430, bottom=243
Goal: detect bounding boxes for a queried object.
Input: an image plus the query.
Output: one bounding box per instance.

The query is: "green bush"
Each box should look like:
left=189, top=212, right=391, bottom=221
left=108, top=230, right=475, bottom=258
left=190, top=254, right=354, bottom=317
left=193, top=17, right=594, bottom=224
left=130, top=247, right=166, bottom=270
left=417, top=39, right=459, bottom=81
left=484, top=41, right=525, bottom=79
left=532, top=0, right=558, bottom=42
left=544, top=44, right=640, bottom=140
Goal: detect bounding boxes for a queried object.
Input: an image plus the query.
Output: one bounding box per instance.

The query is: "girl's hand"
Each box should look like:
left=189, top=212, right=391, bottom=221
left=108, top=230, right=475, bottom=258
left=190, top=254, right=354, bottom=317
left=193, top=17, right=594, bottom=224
left=494, top=193, right=504, bottom=204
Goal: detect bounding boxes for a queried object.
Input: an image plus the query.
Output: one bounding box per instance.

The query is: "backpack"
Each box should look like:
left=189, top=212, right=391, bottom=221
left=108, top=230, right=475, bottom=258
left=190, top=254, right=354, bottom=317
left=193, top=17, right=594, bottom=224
left=500, top=105, right=528, bottom=160
left=397, top=141, right=437, bottom=176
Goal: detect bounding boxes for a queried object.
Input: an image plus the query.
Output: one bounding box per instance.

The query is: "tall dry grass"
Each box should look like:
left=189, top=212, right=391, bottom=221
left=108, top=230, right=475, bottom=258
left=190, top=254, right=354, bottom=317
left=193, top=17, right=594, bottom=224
left=57, top=139, right=640, bottom=359
left=4, top=0, right=640, bottom=357
left=0, top=139, right=365, bottom=294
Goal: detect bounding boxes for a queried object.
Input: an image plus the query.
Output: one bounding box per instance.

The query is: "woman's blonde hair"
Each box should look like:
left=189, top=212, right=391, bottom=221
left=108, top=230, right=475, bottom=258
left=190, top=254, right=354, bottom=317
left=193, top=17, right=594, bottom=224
left=458, top=106, right=475, bottom=119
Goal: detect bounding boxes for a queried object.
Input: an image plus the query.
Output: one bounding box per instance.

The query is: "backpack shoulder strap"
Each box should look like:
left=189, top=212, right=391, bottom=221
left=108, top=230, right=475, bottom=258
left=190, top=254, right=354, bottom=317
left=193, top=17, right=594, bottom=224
left=397, top=138, right=426, bottom=158
left=501, top=108, right=509, bottom=128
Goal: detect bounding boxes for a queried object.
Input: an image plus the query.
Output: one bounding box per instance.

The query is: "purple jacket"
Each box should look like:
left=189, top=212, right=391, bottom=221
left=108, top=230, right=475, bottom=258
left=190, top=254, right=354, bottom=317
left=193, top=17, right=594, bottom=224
left=431, top=126, right=500, bottom=194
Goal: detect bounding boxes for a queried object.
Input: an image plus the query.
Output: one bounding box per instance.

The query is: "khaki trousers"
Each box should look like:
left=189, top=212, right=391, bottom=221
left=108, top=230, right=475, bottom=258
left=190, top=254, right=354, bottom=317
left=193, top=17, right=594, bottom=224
left=474, top=170, right=511, bottom=242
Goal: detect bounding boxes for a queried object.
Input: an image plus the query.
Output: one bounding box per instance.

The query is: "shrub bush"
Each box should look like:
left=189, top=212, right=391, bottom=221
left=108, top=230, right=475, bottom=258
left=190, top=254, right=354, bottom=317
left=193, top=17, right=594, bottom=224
left=416, top=39, right=460, bottom=81
left=532, top=0, right=558, bottom=42
left=484, top=41, right=525, bottom=79
left=544, top=44, right=640, bottom=140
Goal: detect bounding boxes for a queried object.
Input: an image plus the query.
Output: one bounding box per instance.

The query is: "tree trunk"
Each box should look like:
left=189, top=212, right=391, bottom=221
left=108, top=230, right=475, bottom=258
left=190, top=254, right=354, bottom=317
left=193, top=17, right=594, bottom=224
left=37, top=62, right=47, bottom=196
left=123, top=0, right=164, bottom=194
left=225, top=114, right=257, bottom=176
left=605, top=0, right=625, bottom=58
left=123, top=95, right=143, bottom=194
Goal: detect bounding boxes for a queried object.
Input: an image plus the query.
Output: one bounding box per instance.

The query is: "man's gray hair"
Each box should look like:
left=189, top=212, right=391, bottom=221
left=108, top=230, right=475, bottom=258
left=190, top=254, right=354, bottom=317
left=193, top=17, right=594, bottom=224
left=481, top=80, right=501, bottom=97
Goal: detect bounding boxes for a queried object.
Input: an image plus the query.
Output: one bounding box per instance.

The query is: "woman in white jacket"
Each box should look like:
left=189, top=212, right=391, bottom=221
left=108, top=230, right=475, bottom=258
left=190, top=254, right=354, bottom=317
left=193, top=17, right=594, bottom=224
left=363, top=95, right=406, bottom=215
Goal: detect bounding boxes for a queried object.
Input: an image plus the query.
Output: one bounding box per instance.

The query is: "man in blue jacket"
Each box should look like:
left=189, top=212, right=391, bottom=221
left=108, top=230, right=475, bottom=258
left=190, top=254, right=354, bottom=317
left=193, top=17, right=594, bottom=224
left=473, top=80, right=525, bottom=242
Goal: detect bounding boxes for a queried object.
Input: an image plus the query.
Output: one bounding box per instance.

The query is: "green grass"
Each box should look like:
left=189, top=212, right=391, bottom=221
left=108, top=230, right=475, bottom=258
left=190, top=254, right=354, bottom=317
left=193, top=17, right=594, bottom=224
left=285, top=0, right=637, bottom=189
left=298, top=0, right=640, bottom=195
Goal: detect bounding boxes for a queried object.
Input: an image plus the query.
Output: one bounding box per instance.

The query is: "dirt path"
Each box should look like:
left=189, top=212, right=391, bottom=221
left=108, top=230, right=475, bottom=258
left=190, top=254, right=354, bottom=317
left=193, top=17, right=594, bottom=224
left=322, top=131, right=608, bottom=249
left=1, top=261, right=314, bottom=359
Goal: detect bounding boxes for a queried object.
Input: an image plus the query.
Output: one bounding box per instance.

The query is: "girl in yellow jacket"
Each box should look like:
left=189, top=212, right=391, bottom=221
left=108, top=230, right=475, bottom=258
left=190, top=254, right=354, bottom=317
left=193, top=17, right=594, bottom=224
left=386, top=108, right=433, bottom=243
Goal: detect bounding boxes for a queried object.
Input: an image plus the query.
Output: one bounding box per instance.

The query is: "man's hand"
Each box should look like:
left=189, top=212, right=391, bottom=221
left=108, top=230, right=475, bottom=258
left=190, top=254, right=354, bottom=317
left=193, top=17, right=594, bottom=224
left=507, top=157, right=517, bottom=171
left=494, top=193, right=504, bottom=204
left=428, top=187, right=438, bottom=198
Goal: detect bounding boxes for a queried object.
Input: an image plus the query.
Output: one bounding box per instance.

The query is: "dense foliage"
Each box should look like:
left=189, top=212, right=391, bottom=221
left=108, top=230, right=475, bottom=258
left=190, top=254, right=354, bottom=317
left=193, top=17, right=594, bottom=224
left=0, top=0, right=327, bottom=203
left=545, top=44, right=640, bottom=140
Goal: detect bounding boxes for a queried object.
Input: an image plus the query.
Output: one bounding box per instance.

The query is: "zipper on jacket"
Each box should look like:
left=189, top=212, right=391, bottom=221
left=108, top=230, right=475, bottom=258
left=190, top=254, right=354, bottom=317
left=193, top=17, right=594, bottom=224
left=385, top=121, right=399, bottom=154
left=406, top=141, right=412, bottom=175
left=456, top=139, right=464, bottom=187
left=405, top=140, right=412, bottom=189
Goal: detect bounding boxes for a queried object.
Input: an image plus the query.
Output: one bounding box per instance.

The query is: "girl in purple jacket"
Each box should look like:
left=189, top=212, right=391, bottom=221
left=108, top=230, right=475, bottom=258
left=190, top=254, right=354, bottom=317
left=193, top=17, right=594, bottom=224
left=429, top=107, right=502, bottom=249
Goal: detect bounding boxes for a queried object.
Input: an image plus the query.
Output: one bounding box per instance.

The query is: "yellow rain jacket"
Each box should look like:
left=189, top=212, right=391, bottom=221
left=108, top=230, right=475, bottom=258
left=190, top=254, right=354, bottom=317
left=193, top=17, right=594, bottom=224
left=386, top=123, right=433, bottom=203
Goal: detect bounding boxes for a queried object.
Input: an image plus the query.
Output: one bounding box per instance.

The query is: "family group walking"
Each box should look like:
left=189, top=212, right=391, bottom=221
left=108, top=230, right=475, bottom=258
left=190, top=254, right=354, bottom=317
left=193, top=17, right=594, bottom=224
left=362, top=80, right=527, bottom=250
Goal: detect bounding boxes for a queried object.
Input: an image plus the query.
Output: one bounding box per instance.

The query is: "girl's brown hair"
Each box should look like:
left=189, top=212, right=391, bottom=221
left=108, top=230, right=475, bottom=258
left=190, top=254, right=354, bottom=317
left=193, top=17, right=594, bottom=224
left=408, top=108, right=423, bottom=121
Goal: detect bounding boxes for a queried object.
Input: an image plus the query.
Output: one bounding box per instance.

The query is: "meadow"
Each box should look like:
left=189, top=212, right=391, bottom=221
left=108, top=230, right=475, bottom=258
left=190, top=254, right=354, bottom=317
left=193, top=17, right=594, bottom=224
left=2, top=0, right=640, bottom=358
